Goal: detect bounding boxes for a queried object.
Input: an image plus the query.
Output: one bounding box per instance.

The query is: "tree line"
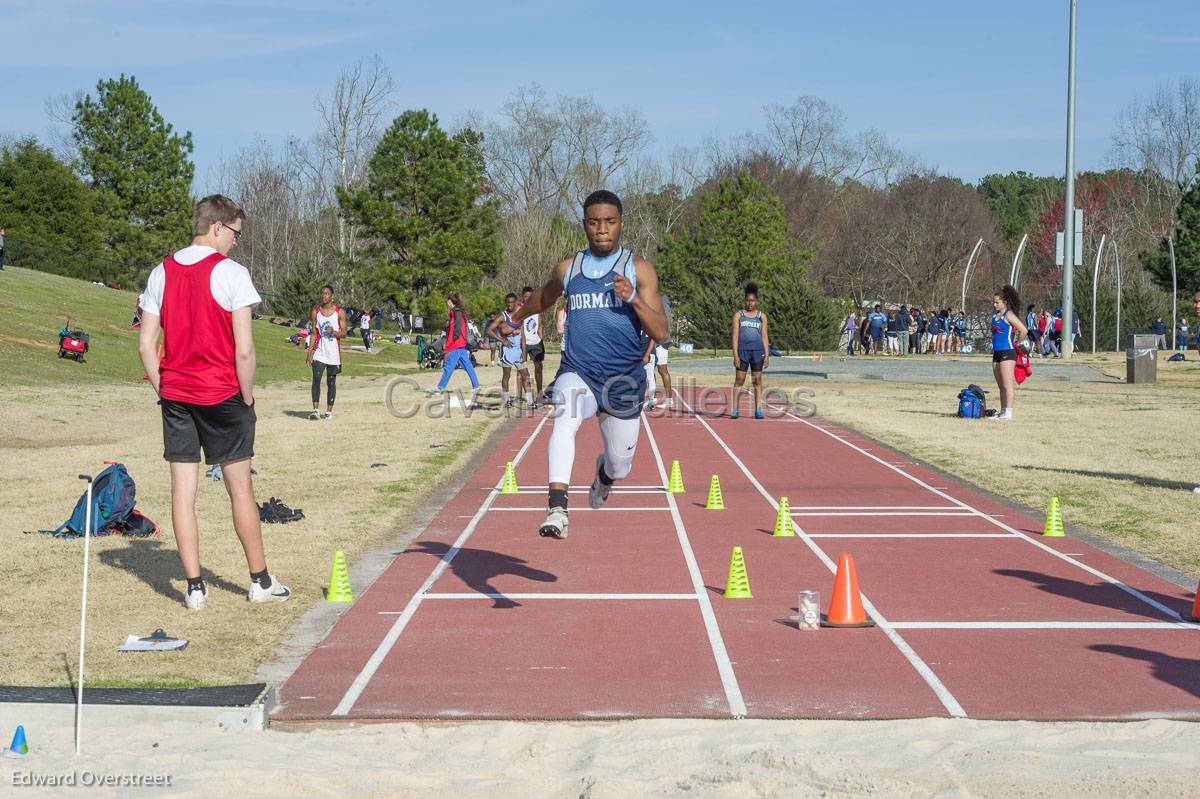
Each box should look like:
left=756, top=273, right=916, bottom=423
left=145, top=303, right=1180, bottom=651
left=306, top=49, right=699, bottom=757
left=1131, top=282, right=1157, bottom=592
left=1, top=64, right=1197, bottom=350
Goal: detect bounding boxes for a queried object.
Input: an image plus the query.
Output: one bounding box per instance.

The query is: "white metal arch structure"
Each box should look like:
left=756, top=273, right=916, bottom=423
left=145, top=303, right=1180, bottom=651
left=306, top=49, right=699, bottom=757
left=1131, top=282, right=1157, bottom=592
left=960, top=238, right=985, bottom=312
left=1009, top=233, right=1029, bottom=289
left=1090, top=234, right=1106, bottom=353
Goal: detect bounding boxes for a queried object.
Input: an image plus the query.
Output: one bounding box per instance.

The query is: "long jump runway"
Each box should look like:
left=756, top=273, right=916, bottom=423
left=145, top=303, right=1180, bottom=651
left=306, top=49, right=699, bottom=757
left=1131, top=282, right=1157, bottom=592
left=275, top=389, right=1200, bottom=722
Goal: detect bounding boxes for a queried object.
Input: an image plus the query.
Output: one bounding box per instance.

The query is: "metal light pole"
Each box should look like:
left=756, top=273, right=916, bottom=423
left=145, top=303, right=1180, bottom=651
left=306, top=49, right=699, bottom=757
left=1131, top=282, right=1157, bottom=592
left=1060, top=0, right=1079, bottom=358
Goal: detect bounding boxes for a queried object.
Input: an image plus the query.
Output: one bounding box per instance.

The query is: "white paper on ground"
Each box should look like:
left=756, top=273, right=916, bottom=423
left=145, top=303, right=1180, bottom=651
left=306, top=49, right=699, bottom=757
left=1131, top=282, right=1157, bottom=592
left=117, top=635, right=188, bottom=652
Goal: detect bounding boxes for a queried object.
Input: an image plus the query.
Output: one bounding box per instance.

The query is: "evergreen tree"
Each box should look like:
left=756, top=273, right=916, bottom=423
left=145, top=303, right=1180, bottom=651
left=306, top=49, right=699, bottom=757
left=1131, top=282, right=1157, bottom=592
left=0, top=138, right=105, bottom=278
left=657, top=172, right=839, bottom=349
left=337, top=110, right=502, bottom=316
left=1142, top=161, right=1200, bottom=295
left=72, top=74, right=195, bottom=283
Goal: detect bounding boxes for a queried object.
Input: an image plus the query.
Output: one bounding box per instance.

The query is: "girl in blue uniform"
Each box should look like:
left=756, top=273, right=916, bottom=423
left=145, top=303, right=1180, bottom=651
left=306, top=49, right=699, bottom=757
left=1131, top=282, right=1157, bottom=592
left=991, top=284, right=1029, bottom=420
left=502, top=191, right=668, bottom=539
left=730, top=283, right=770, bottom=419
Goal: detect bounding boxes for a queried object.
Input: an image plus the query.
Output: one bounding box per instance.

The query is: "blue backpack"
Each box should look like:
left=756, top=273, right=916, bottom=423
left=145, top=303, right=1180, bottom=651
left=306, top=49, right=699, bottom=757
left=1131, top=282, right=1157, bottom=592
left=56, top=463, right=136, bottom=536
left=956, top=385, right=987, bottom=419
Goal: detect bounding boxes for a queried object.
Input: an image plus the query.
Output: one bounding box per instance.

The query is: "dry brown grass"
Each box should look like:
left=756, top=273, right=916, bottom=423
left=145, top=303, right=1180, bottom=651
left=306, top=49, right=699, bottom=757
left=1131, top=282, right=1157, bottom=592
left=0, top=364, right=521, bottom=687
left=740, top=352, right=1200, bottom=577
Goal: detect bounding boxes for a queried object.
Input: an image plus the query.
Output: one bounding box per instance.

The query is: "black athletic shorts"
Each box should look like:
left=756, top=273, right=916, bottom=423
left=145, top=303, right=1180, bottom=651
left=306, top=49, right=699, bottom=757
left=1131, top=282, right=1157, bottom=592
left=737, top=350, right=765, bottom=373
left=161, top=392, right=256, bottom=465
left=992, top=348, right=1018, bottom=363
left=527, top=341, right=546, bottom=363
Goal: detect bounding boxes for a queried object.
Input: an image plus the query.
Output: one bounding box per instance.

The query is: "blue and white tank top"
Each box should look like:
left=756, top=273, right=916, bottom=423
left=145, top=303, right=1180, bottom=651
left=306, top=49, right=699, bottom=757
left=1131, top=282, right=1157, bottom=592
left=738, top=311, right=764, bottom=353
left=313, top=306, right=341, bottom=366
left=992, top=310, right=1015, bottom=352
left=559, top=247, right=644, bottom=418
left=522, top=313, right=541, bottom=345
left=501, top=310, right=523, bottom=362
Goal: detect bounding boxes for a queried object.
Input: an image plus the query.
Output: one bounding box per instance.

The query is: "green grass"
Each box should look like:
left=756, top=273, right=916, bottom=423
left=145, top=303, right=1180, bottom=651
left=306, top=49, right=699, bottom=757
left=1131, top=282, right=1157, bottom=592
left=1, top=266, right=423, bottom=387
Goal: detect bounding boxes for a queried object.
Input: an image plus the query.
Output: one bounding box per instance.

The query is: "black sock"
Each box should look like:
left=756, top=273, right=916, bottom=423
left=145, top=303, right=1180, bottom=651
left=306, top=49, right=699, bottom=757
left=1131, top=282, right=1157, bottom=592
left=187, top=576, right=205, bottom=593
left=599, top=465, right=614, bottom=486
left=250, top=569, right=272, bottom=589
left=549, top=488, right=569, bottom=511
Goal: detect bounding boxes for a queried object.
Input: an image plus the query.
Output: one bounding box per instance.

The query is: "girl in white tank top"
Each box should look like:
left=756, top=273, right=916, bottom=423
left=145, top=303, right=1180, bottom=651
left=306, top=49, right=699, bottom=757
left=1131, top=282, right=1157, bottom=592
left=308, top=286, right=345, bottom=419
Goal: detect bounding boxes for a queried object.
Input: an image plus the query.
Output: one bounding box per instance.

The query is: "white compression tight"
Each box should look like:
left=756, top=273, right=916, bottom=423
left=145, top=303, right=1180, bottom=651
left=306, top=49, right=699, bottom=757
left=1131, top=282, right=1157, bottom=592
left=548, top=371, right=641, bottom=486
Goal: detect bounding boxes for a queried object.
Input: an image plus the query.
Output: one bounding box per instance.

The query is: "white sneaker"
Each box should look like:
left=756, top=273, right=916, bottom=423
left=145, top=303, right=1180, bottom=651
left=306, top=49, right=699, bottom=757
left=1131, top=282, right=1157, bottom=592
left=322, top=412, right=332, bottom=421
left=589, top=454, right=612, bottom=510
left=185, top=584, right=208, bottom=610
left=248, top=577, right=292, bottom=603
left=539, top=507, right=569, bottom=539
left=308, top=409, right=321, bottom=420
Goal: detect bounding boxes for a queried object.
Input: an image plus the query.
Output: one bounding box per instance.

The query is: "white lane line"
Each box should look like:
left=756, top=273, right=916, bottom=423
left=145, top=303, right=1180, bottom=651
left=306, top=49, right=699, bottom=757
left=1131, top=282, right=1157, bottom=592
left=792, top=506, right=961, bottom=511
left=422, top=593, right=700, bottom=600
left=807, top=533, right=1015, bottom=539
left=489, top=506, right=671, bottom=512
left=766, top=402, right=1186, bottom=622
left=792, top=511, right=977, bottom=517
left=490, top=485, right=665, bottom=491
left=641, top=413, right=747, bottom=718
left=332, top=415, right=550, bottom=716
left=675, top=390, right=966, bottom=719
left=891, top=621, right=1200, bottom=630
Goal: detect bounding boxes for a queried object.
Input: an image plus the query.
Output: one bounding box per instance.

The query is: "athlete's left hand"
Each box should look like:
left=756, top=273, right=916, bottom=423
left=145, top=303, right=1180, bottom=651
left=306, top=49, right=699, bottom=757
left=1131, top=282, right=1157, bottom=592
left=763, top=356, right=770, bottom=371
left=612, top=274, right=634, bottom=302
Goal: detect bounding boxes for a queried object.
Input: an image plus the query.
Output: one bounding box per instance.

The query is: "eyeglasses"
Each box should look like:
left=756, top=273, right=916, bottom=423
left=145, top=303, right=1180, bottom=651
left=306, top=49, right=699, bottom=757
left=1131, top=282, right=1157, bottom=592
left=223, top=222, right=243, bottom=242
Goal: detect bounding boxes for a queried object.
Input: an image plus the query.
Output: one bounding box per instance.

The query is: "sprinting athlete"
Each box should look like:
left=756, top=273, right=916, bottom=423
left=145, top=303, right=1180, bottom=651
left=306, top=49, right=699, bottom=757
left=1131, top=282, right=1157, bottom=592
left=520, top=286, right=547, bottom=401
left=307, top=285, right=345, bottom=420
left=487, top=293, right=532, bottom=408
left=502, top=190, right=667, bottom=539
left=731, top=282, right=770, bottom=419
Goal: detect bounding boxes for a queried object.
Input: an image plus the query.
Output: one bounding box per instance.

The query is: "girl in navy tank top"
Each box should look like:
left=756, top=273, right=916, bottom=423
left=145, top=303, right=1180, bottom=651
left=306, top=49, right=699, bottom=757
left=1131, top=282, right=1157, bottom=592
left=990, top=284, right=1029, bottom=420
left=731, top=282, right=771, bottom=419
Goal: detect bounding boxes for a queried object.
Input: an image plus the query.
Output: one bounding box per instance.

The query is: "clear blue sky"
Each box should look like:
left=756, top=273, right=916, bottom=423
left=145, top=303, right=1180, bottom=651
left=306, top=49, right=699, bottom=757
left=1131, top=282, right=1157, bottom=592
left=2, top=0, right=1196, bottom=185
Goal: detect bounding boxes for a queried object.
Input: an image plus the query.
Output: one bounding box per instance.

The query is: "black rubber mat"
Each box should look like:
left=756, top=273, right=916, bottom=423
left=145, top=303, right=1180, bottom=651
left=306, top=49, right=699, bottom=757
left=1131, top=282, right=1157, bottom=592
left=0, top=684, right=267, bottom=707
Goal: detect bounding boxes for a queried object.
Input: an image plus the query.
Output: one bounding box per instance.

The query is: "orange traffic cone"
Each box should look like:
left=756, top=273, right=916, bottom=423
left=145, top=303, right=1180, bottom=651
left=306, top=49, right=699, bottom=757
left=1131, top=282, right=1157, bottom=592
left=1188, top=580, right=1200, bottom=623
left=821, top=553, right=875, bottom=628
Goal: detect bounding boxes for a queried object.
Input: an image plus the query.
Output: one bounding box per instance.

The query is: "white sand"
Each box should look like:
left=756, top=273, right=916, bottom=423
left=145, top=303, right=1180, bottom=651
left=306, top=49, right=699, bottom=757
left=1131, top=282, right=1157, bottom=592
left=7, top=716, right=1200, bottom=797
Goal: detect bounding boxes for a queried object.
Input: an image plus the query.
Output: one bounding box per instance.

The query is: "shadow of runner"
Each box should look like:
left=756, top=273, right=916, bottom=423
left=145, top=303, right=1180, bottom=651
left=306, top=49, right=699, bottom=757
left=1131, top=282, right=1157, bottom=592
left=1026, top=466, right=1195, bottom=493
left=1089, top=645, right=1200, bottom=701
left=408, top=540, right=556, bottom=609
left=98, top=538, right=244, bottom=603
left=994, top=568, right=1193, bottom=621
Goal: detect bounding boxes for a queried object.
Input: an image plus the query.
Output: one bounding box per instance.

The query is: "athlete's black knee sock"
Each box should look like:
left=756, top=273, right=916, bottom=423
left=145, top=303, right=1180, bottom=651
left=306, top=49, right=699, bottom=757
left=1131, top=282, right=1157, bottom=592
left=327, top=372, right=337, bottom=405
left=250, top=568, right=272, bottom=589
left=599, top=465, right=614, bottom=486
left=549, top=488, right=568, bottom=511
left=187, top=576, right=205, bottom=593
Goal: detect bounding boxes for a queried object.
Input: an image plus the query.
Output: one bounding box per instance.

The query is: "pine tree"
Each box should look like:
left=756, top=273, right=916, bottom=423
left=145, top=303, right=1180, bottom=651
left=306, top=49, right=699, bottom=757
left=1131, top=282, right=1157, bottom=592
left=337, top=110, right=502, bottom=317
left=72, top=75, right=194, bottom=283
left=1142, top=161, right=1200, bottom=295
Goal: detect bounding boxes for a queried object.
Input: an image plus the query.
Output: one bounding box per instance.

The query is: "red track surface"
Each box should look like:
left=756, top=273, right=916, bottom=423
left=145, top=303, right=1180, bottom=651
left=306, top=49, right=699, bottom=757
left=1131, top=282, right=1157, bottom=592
left=276, top=389, right=1200, bottom=722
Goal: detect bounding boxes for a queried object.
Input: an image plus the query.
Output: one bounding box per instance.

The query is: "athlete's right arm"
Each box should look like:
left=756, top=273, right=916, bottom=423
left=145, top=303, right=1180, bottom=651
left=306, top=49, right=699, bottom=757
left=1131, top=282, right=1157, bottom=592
left=307, top=308, right=318, bottom=364
left=486, top=315, right=505, bottom=343
left=509, top=259, right=570, bottom=328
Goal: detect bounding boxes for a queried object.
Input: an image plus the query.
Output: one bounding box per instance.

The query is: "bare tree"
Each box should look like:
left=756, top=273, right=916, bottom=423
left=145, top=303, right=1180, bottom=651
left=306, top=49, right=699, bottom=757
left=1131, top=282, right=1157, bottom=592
left=1112, top=77, right=1200, bottom=213
left=44, top=90, right=85, bottom=164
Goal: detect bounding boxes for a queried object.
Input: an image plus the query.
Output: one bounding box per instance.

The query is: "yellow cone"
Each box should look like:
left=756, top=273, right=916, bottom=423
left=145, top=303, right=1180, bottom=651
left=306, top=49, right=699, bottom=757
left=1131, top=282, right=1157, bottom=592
left=667, top=460, right=685, bottom=493
left=500, top=461, right=519, bottom=494
left=724, top=546, right=752, bottom=598
left=326, top=550, right=354, bottom=602
left=773, top=497, right=796, bottom=537
left=706, top=475, right=725, bottom=510
left=1043, top=496, right=1064, bottom=537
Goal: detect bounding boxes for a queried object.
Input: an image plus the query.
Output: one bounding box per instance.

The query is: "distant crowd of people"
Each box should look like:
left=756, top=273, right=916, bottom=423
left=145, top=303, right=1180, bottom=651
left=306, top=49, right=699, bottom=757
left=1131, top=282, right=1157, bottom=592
left=842, top=304, right=1086, bottom=358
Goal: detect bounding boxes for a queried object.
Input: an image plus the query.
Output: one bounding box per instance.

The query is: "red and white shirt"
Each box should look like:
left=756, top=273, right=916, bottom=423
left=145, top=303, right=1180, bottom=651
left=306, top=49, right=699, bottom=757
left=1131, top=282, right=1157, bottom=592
left=142, top=245, right=261, bottom=405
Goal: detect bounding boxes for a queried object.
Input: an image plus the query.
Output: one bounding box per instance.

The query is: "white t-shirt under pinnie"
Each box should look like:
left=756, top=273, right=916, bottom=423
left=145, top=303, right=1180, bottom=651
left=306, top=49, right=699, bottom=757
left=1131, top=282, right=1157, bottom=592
left=141, top=245, right=261, bottom=316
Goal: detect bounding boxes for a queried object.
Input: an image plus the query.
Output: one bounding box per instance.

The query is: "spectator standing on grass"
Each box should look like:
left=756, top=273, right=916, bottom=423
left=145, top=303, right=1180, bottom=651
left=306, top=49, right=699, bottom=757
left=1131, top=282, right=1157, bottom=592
left=307, top=284, right=345, bottom=421
left=844, top=310, right=857, bottom=356
left=432, top=292, right=481, bottom=395
left=885, top=310, right=900, bottom=355
left=1180, top=318, right=1191, bottom=351
left=1151, top=316, right=1167, bottom=350
left=1041, top=308, right=1059, bottom=357
left=954, top=312, right=968, bottom=353
left=0, top=227, right=6, bottom=270
left=360, top=308, right=372, bottom=351
left=896, top=306, right=911, bottom=356
left=859, top=314, right=871, bottom=354
left=1025, top=304, right=1040, bottom=358
left=913, top=309, right=926, bottom=354
left=990, top=284, right=1029, bottom=421
left=927, top=310, right=942, bottom=354
left=137, top=194, right=290, bottom=610
left=868, top=304, right=886, bottom=355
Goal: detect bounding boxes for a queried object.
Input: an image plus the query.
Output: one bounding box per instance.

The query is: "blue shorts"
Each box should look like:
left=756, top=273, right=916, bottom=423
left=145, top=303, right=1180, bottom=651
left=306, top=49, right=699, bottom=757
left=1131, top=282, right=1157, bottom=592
left=737, top=349, right=765, bottom=373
